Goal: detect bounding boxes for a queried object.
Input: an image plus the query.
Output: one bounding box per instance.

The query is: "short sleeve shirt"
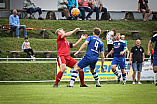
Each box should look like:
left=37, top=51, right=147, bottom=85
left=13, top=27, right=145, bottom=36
left=57, top=34, right=71, bottom=56
left=138, top=0, right=148, bottom=9
left=131, top=46, right=144, bottom=63
left=113, top=40, right=127, bottom=57
left=85, top=36, right=104, bottom=59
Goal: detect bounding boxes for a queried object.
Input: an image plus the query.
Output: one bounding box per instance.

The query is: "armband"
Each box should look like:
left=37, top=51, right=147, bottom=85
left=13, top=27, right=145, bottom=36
left=70, top=43, right=73, bottom=48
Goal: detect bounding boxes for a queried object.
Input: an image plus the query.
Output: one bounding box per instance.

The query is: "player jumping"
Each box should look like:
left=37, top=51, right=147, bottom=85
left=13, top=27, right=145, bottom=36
left=148, top=34, right=157, bottom=86
left=53, top=28, right=89, bottom=87
left=67, top=28, right=105, bottom=87
left=106, top=33, right=128, bottom=85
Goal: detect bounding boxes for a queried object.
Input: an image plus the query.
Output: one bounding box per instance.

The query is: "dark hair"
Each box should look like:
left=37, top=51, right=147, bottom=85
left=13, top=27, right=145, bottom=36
left=25, top=37, right=28, bottom=39
left=111, top=29, right=116, bottom=33
left=94, top=28, right=101, bottom=35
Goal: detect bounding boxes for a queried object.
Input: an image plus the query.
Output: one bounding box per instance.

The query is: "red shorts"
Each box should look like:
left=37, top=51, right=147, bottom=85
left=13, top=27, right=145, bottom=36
left=57, top=55, right=77, bottom=68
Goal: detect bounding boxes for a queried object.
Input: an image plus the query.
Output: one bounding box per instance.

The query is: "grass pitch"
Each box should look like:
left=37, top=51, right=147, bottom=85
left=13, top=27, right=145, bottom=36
left=0, top=82, right=157, bottom=104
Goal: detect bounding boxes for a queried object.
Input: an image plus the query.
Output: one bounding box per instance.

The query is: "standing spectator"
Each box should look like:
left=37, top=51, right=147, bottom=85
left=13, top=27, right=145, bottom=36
left=78, top=0, right=93, bottom=20
left=67, top=0, right=78, bottom=20
left=23, top=0, right=44, bottom=20
left=58, top=0, right=71, bottom=19
left=129, top=39, right=145, bottom=84
left=106, top=29, right=116, bottom=58
left=22, top=37, right=35, bottom=58
left=121, top=35, right=130, bottom=59
left=138, top=0, right=153, bottom=21
left=9, top=9, right=27, bottom=38
left=89, top=0, right=109, bottom=21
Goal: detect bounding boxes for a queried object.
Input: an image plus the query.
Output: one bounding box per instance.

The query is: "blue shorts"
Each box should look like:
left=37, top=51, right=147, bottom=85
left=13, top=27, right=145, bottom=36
left=112, top=57, right=125, bottom=69
left=132, top=63, right=142, bottom=72
left=153, top=57, right=157, bottom=66
left=77, top=55, right=98, bottom=70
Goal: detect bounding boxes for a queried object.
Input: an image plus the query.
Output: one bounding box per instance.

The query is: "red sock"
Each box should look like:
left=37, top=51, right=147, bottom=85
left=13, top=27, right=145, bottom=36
left=55, top=71, right=63, bottom=85
left=79, top=71, right=85, bottom=85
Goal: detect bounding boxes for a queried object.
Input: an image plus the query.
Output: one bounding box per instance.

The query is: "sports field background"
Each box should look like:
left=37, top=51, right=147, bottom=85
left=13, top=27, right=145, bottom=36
left=0, top=19, right=157, bottom=104
left=0, top=82, right=157, bottom=104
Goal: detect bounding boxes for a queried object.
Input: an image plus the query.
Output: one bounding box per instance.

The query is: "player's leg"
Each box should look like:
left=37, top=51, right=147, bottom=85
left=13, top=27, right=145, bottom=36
left=66, top=57, right=88, bottom=87
left=132, top=63, right=137, bottom=84
left=67, top=64, right=82, bottom=87
left=121, top=69, right=126, bottom=85
left=90, top=67, right=101, bottom=87
left=153, top=66, right=157, bottom=86
left=53, top=56, right=66, bottom=87
left=67, top=56, right=89, bottom=87
left=153, top=57, right=157, bottom=86
left=111, top=57, right=121, bottom=83
left=137, top=63, right=142, bottom=84
left=119, top=57, right=126, bottom=84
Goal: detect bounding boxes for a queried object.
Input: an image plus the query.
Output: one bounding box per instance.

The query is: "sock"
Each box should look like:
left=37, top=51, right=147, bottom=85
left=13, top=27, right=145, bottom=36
left=70, top=71, right=78, bottom=86
left=113, top=70, right=120, bottom=76
left=55, top=71, right=63, bottom=85
left=79, top=71, right=85, bottom=85
left=156, top=73, right=157, bottom=84
left=92, top=72, right=100, bottom=85
left=122, top=73, right=126, bottom=83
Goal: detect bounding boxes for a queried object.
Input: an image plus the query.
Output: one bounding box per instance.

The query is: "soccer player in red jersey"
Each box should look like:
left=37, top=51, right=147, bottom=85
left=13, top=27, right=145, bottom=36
left=53, top=28, right=89, bottom=87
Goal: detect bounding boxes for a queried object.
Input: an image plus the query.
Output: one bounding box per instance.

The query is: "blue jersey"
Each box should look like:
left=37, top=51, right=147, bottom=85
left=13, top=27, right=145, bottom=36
left=151, top=34, right=157, bottom=57
left=113, top=40, right=127, bottom=57
left=85, top=36, right=104, bottom=60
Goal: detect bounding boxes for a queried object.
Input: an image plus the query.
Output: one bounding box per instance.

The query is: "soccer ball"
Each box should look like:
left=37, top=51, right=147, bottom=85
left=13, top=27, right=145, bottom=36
left=71, top=8, right=80, bottom=17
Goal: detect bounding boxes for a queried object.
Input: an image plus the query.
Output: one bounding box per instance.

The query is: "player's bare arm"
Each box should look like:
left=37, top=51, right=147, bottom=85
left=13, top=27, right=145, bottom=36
left=61, top=28, right=80, bottom=39
left=101, top=52, right=105, bottom=71
left=106, top=49, right=114, bottom=58
left=147, top=41, right=152, bottom=56
left=120, top=47, right=128, bottom=55
left=73, top=34, right=88, bottom=48
left=74, top=41, right=89, bottom=56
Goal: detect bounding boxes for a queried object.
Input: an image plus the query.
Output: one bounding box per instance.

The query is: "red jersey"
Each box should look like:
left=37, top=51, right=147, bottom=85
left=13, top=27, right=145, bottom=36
left=57, top=34, right=71, bottom=56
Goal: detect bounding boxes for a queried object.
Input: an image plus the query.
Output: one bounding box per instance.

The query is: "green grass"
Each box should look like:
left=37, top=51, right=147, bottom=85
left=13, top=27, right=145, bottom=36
left=0, top=83, right=157, bottom=104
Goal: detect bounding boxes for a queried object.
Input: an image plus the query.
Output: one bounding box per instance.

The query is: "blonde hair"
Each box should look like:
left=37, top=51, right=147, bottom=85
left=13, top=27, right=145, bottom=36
left=55, top=28, right=63, bottom=35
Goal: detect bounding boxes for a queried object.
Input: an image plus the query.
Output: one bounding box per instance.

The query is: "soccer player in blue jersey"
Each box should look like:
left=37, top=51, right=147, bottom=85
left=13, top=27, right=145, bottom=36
left=148, top=34, right=157, bottom=86
left=67, top=28, right=105, bottom=87
left=106, top=33, right=128, bottom=85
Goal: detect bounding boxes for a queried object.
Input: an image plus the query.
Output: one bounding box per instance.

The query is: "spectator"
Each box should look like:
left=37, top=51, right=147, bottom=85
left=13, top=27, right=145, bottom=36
left=129, top=39, right=145, bottom=84
left=78, top=0, right=93, bottom=20
left=121, top=35, right=130, bottom=59
left=138, top=0, right=153, bottom=21
left=23, top=0, right=44, bottom=20
left=22, top=37, right=35, bottom=58
left=89, top=0, right=109, bottom=21
left=106, top=29, right=116, bottom=58
left=67, top=0, right=78, bottom=20
left=9, top=9, right=27, bottom=38
left=58, top=0, right=71, bottom=19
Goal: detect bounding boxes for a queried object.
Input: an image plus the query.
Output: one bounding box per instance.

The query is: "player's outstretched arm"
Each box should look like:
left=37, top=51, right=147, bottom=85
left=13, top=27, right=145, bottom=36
left=73, top=34, right=88, bottom=48
left=61, top=28, right=80, bottom=39
left=101, top=52, right=105, bottom=71
left=148, top=41, right=152, bottom=56
left=74, top=41, right=89, bottom=56
left=106, top=49, right=114, bottom=58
